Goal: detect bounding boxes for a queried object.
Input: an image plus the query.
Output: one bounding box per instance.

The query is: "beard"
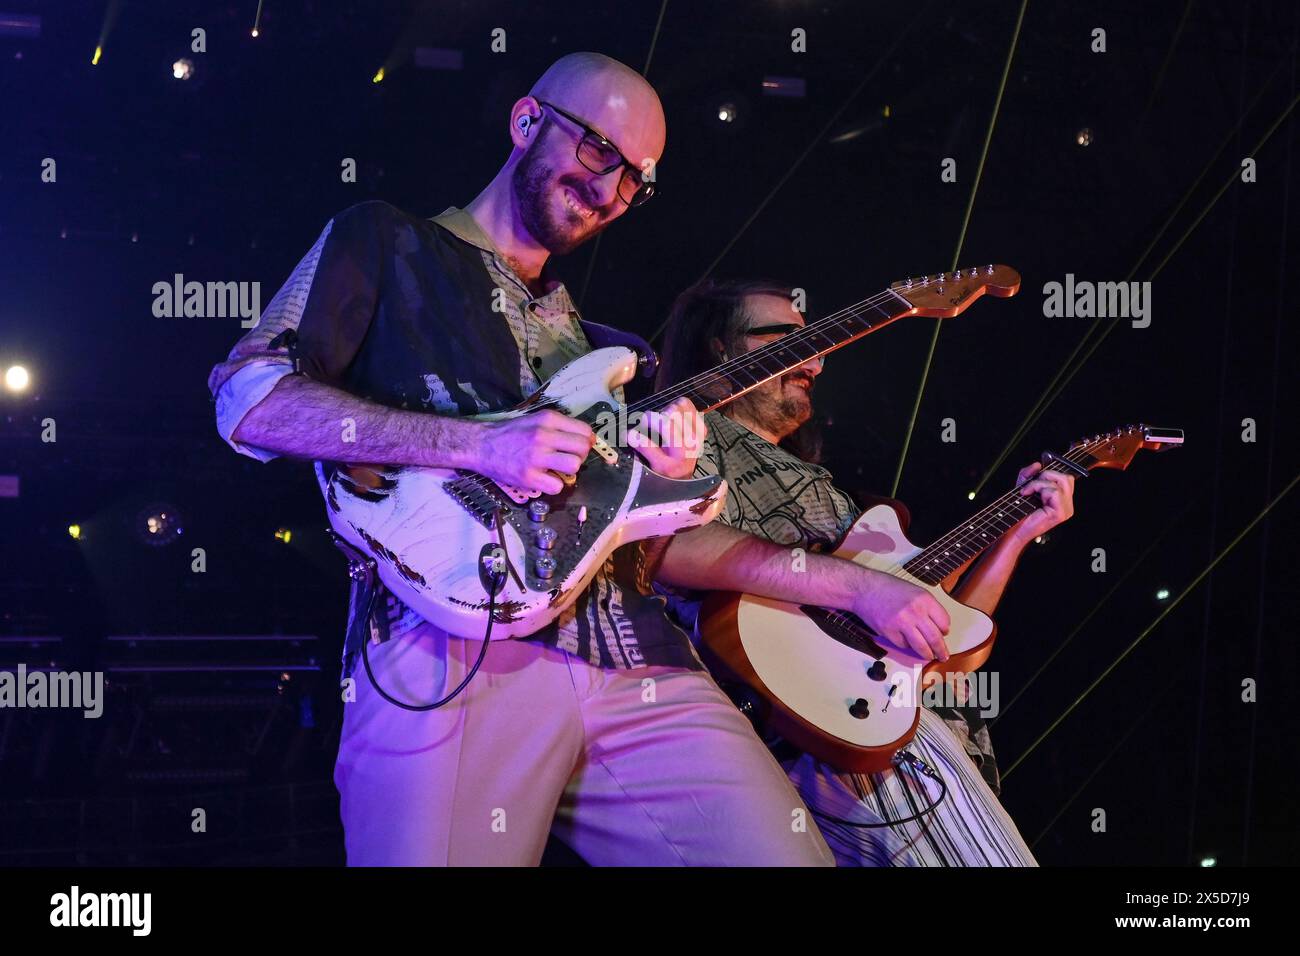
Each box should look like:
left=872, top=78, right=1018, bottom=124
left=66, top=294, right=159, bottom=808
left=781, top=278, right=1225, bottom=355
left=511, top=127, right=605, bottom=255
left=733, top=374, right=813, bottom=440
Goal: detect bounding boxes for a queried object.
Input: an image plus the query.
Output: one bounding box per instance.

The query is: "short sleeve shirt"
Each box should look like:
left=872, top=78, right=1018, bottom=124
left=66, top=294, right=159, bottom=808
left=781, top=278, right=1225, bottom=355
left=210, top=201, right=699, bottom=677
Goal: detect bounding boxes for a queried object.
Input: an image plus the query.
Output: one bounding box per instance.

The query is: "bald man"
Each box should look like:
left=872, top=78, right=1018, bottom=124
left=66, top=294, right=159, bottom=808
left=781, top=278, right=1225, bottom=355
left=208, top=53, right=848, bottom=866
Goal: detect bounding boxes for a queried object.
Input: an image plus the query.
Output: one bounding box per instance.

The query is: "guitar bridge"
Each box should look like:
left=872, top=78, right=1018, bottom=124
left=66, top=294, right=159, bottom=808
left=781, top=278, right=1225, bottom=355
left=447, top=473, right=511, bottom=529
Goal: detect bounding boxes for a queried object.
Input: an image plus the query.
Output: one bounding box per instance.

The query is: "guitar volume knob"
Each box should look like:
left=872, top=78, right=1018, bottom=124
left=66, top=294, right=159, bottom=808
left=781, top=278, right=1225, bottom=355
left=848, top=698, right=871, bottom=720
left=535, top=527, right=557, bottom=550
left=528, top=500, right=550, bottom=522
left=534, top=555, right=557, bottom=579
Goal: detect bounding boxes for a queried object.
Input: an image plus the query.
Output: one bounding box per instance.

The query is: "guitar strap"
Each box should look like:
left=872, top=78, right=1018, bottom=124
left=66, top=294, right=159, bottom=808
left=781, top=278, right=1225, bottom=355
left=578, top=319, right=658, bottom=379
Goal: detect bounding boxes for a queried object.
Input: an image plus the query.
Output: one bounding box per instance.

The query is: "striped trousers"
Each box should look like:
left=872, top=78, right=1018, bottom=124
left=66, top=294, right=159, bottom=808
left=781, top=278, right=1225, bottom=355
left=783, top=707, right=1037, bottom=866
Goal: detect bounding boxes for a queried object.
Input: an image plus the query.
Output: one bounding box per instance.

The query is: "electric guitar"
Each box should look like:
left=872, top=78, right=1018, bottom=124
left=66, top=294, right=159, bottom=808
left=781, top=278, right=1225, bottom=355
left=325, top=266, right=1021, bottom=639
left=697, top=424, right=1183, bottom=773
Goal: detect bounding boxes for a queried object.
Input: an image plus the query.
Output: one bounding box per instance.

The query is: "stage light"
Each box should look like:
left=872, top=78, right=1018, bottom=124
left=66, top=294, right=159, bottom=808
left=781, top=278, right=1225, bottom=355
left=717, top=103, right=737, bottom=123
left=1076, top=127, right=1093, bottom=147
left=1034, top=534, right=1048, bottom=545
left=68, top=524, right=82, bottom=540
left=1200, top=855, right=1217, bottom=867
left=136, top=504, right=184, bottom=547
left=373, top=67, right=385, bottom=84
left=91, top=45, right=102, bottom=65
left=274, top=527, right=292, bottom=544
left=967, top=491, right=976, bottom=500
left=251, top=28, right=259, bottom=37
left=4, top=365, right=30, bottom=393
left=172, top=58, right=194, bottom=80
left=1155, top=587, right=1171, bottom=601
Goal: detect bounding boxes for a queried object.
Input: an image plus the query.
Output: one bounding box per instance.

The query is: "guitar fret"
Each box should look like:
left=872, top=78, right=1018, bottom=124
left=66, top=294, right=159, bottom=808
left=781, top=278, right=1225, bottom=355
left=631, top=288, right=914, bottom=414
left=906, top=491, right=1044, bottom=584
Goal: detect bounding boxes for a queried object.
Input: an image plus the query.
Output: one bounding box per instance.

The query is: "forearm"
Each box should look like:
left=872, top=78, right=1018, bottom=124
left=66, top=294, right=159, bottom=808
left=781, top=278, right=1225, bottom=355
left=230, top=373, right=484, bottom=467
left=950, top=533, right=1028, bottom=615
left=655, top=522, right=879, bottom=612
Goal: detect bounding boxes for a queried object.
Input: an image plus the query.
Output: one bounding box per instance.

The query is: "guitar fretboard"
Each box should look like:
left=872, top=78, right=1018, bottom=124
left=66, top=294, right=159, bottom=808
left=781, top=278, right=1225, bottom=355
left=902, top=449, right=1096, bottom=586
left=629, top=289, right=914, bottom=415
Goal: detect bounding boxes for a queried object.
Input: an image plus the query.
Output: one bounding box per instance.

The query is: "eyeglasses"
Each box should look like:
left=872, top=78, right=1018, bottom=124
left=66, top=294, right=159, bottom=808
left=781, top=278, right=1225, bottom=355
left=743, top=322, right=804, bottom=337
left=538, top=100, right=656, bottom=208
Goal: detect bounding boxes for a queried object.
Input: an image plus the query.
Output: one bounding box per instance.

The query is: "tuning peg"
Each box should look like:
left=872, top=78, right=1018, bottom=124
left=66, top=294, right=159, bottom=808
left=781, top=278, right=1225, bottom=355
left=986, top=264, right=994, bottom=275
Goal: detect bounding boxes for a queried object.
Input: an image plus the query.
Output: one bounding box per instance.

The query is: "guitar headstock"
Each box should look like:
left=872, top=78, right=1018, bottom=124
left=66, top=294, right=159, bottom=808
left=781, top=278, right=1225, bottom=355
left=891, top=264, right=1021, bottom=318
left=1067, top=424, right=1184, bottom=472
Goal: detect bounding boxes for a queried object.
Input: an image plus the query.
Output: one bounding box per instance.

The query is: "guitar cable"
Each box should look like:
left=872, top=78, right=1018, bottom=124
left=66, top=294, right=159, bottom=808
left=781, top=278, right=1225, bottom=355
left=358, top=514, right=509, bottom=712
left=809, top=750, right=949, bottom=829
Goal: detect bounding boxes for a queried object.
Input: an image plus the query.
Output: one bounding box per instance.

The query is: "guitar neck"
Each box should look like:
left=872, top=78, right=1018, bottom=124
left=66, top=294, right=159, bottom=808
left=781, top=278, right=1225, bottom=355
left=629, top=287, right=915, bottom=415
left=902, top=452, right=1092, bottom=586
left=897, top=424, right=1180, bottom=586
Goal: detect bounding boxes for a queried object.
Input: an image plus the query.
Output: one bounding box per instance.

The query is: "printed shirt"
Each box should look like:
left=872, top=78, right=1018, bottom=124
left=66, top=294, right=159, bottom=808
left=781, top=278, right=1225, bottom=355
left=669, top=411, right=1003, bottom=793
left=208, top=201, right=700, bottom=678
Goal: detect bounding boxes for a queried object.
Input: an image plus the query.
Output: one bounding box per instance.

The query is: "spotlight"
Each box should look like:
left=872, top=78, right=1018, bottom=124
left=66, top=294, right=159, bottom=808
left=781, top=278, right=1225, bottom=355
left=172, top=58, right=194, bottom=80
left=1033, top=533, right=1049, bottom=545
left=68, top=524, right=82, bottom=540
left=717, top=103, right=737, bottom=123
left=250, top=28, right=259, bottom=37
left=136, top=504, right=184, bottom=547
left=967, top=491, right=976, bottom=501
left=1200, top=855, right=1217, bottom=868
left=372, top=67, right=385, bottom=84
left=274, top=527, right=292, bottom=544
left=1155, top=587, right=1171, bottom=602
left=91, top=45, right=102, bottom=65
left=4, top=365, right=30, bottom=393
left=1076, top=127, right=1093, bottom=147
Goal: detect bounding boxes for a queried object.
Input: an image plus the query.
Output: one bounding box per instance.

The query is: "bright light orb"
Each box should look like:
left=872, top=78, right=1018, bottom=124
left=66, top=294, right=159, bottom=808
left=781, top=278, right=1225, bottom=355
left=4, top=365, right=30, bottom=393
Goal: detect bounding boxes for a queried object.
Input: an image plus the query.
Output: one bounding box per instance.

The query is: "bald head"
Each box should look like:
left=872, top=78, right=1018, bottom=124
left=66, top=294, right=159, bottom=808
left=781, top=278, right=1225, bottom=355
left=528, top=52, right=666, bottom=170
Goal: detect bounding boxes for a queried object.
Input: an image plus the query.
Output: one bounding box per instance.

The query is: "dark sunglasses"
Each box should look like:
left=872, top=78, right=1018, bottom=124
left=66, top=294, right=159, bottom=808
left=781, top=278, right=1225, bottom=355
left=537, top=100, right=656, bottom=207
left=744, top=323, right=804, bottom=337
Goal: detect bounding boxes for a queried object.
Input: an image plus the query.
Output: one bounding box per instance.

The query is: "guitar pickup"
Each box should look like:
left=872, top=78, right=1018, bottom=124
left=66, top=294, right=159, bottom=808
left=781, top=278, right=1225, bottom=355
left=591, top=435, right=619, bottom=464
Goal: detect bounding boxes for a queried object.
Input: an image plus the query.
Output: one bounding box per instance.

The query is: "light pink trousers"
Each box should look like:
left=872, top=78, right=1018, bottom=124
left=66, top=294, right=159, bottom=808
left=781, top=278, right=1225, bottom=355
left=334, top=625, right=834, bottom=866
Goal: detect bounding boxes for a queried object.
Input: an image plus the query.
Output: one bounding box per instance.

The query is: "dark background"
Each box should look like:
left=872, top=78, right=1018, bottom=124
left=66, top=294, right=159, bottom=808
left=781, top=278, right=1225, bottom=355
left=1, top=0, right=1297, bottom=866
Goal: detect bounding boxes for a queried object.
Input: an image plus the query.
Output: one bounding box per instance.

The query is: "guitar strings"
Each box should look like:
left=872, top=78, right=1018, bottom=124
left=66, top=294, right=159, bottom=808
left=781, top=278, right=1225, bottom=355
left=633, top=287, right=902, bottom=412
left=630, top=285, right=912, bottom=413
left=904, top=441, right=1099, bottom=580
left=781, top=441, right=1103, bottom=633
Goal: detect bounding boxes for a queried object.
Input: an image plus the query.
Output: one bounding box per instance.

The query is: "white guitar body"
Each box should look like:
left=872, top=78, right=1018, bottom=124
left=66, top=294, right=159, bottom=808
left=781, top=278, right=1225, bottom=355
left=702, top=504, right=995, bottom=772
left=324, top=347, right=728, bottom=639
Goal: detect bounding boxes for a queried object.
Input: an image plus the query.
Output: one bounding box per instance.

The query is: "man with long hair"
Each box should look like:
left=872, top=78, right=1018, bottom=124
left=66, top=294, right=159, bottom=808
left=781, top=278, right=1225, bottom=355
left=656, top=278, right=1076, bottom=865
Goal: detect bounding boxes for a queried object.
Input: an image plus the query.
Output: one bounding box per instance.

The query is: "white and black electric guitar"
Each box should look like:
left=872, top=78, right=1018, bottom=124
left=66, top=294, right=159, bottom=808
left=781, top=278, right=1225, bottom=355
left=325, top=266, right=1021, bottom=639
left=697, top=424, right=1183, bottom=773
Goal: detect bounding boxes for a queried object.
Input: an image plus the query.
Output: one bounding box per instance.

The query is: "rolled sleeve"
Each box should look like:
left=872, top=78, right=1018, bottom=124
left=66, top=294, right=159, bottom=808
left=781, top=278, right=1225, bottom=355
left=207, top=200, right=389, bottom=462
left=213, top=361, right=295, bottom=461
